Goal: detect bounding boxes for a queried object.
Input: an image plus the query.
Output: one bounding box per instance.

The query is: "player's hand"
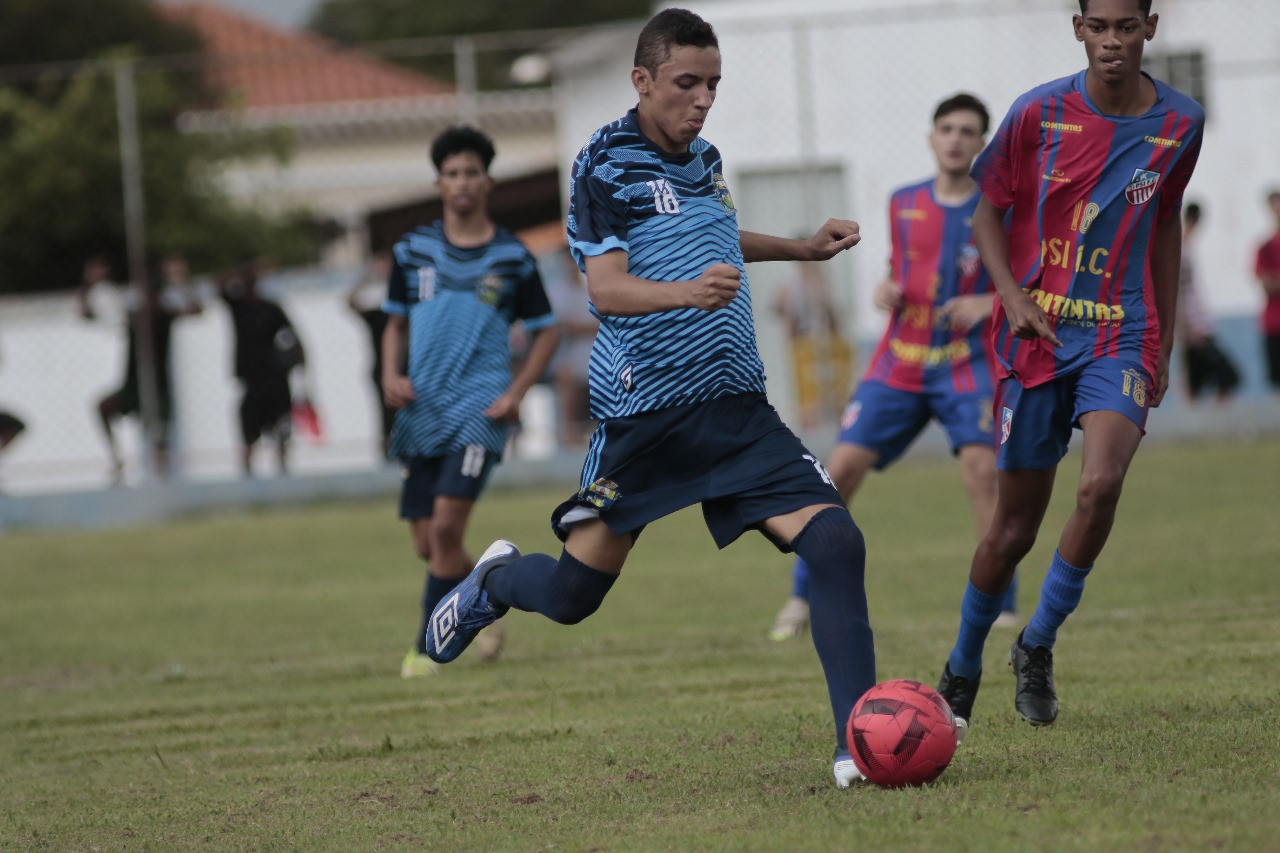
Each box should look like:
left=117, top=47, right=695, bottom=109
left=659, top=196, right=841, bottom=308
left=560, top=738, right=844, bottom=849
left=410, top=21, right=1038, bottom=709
left=873, top=278, right=903, bottom=312
left=383, top=374, right=416, bottom=409
left=689, top=263, right=742, bottom=310
left=1003, top=290, right=1062, bottom=347
left=484, top=391, right=522, bottom=423
left=937, top=294, right=994, bottom=332
left=805, top=218, right=861, bottom=260
left=1150, top=351, right=1171, bottom=407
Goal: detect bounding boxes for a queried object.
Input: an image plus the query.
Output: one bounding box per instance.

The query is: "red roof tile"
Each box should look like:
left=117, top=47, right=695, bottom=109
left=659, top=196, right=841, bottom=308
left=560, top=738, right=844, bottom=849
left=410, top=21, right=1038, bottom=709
left=160, top=2, right=453, bottom=109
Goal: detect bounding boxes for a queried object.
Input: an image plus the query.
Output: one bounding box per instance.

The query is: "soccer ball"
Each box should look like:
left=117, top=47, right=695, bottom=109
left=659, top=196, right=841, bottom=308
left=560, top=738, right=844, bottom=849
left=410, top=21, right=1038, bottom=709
left=846, top=679, right=958, bottom=787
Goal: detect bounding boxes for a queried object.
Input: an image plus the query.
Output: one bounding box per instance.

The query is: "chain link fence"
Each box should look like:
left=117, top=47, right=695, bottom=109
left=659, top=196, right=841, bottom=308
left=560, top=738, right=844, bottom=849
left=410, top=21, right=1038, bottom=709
left=1, top=1, right=1277, bottom=498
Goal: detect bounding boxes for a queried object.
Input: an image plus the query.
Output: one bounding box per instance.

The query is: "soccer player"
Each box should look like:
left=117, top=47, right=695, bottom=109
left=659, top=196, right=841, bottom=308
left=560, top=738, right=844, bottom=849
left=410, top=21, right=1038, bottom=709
left=421, top=8, right=876, bottom=789
left=385, top=126, right=560, bottom=680
left=1255, top=189, right=1280, bottom=392
left=935, top=0, right=1203, bottom=735
left=768, top=93, right=1022, bottom=644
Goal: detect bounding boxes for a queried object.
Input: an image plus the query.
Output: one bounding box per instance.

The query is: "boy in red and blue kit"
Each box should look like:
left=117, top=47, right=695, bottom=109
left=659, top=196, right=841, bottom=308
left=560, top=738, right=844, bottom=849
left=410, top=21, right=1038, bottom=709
left=936, top=0, right=1203, bottom=737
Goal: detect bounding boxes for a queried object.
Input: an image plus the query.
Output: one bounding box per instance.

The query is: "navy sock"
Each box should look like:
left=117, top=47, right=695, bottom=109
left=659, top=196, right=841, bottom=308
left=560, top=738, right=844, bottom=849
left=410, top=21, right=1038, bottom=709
left=790, top=557, right=810, bottom=600
left=791, top=507, right=875, bottom=755
left=1023, top=550, right=1092, bottom=650
left=947, top=582, right=1004, bottom=679
left=484, top=549, right=617, bottom=625
left=417, top=573, right=462, bottom=654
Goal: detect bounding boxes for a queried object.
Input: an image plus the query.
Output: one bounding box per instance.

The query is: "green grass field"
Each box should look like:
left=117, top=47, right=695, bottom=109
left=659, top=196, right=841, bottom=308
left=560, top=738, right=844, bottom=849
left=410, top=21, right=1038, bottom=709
left=3, top=436, right=1278, bottom=850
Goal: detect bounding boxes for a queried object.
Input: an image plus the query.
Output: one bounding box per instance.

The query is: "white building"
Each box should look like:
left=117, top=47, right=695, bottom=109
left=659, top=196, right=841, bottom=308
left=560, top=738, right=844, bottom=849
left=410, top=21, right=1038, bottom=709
left=552, top=0, right=1280, bottom=417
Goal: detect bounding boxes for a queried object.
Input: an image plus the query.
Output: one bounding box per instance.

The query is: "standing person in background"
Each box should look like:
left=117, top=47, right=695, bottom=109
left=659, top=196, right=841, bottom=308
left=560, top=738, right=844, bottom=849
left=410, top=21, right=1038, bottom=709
left=1255, top=189, right=1280, bottom=393
left=0, top=333, right=26, bottom=488
left=935, top=0, right=1203, bottom=737
left=82, top=254, right=202, bottom=483
left=419, top=9, right=876, bottom=790
left=219, top=261, right=305, bottom=477
left=1176, top=202, right=1238, bottom=403
left=384, top=126, right=560, bottom=680
left=347, top=250, right=397, bottom=455
left=768, top=93, right=1019, bottom=643
left=773, top=261, right=852, bottom=432
left=544, top=247, right=598, bottom=450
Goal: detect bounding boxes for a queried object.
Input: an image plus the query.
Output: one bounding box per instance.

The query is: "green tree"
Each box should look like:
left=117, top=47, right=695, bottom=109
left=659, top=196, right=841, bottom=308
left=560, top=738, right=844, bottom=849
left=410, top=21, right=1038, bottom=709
left=0, top=0, right=317, bottom=294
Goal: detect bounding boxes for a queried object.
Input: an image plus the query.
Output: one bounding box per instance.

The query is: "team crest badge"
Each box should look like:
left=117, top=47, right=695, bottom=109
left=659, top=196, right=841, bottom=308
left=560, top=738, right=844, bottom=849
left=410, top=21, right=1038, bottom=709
left=959, top=244, right=982, bottom=279
left=581, top=478, right=621, bottom=510
left=713, top=172, right=735, bottom=211
left=477, top=273, right=504, bottom=306
left=841, top=400, right=862, bottom=430
left=417, top=267, right=436, bottom=301
left=1124, top=168, right=1161, bottom=205
left=1000, top=406, right=1013, bottom=445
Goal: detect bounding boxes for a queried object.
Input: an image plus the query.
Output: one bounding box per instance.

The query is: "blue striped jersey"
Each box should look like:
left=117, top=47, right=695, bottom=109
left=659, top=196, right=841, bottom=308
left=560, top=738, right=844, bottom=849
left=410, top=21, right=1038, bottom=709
left=383, top=223, right=555, bottom=459
left=567, top=108, right=766, bottom=419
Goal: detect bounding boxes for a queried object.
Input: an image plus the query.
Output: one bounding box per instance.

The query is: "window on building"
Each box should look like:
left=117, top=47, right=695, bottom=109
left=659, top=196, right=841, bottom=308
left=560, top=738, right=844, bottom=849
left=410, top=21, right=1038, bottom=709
left=1144, top=49, right=1208, bottom=117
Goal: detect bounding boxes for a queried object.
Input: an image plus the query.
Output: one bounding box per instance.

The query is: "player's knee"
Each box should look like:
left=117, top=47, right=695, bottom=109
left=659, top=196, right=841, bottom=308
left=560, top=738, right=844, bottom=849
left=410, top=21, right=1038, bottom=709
left=792, top=507, right=865, bottom=573
left=1076, top=468, right=1125, bottom=514
left=987, top=520, right=1037, bottom=562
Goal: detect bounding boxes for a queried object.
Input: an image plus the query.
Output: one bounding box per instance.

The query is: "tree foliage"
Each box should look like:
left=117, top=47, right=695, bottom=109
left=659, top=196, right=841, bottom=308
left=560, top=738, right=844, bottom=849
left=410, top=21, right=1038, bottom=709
left=0, top=0, right=317, bottom=294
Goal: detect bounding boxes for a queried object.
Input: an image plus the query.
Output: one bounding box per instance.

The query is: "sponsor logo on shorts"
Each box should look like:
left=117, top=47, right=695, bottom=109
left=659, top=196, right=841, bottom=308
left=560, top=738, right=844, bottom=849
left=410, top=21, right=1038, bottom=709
left=581, top=478, right=620, bottom=510
left=1001, top=406, right=1013, bottom=445
left=1124, top=168, right=1160, bottom=205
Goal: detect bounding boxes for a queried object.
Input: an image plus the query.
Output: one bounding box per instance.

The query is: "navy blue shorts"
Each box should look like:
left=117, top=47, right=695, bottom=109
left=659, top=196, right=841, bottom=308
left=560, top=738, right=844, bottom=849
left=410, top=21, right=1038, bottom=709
left=398, top=445, right=497, bottom=519
left=996, top=357, right=1151, bottom=471
left=837, top=380, right=995, bottom=468
left=551, top=393, right=843, bottom=551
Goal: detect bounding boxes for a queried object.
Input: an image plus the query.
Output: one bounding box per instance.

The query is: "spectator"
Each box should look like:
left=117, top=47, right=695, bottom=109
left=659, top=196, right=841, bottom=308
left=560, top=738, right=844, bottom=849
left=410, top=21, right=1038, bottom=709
left=544, top=247, right=598, bottom=449
left=346, top=251, right=396, bottom=455
left=1255, top=189, right=1280, bottom=393
left=1176, top=202, right=1239, bottom=403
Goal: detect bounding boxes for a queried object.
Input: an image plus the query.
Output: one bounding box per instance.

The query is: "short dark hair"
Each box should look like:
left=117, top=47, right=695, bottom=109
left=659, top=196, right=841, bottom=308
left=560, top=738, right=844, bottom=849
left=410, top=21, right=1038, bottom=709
left=634, top=8, right=718, bottom=76
left=1267, top=189, right=1280, bottom=205
left=1078, top=0, right=1152, bottom=15
left=933, top=93, right=990, bottom=135
left=1184, top=201, right=1202, bottom=225
left=430, top=126, right=495, bottom=173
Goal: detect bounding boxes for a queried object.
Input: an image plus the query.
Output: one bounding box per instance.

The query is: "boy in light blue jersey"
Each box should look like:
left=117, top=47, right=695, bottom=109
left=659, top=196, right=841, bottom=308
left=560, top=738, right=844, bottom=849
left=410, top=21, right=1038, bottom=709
left=385, top=126, right=560, bottom=679
left=422, top=9, right=876, bottom=789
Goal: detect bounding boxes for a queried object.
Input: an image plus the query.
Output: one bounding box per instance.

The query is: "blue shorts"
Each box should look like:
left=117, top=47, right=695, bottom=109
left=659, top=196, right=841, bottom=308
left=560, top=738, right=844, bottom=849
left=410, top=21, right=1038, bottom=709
left=398, top=445, right=497, bottom=519
left=551, top=393, right=842, bottom=551
left=996, top=357, right=1151, bottom=471
left=837, top=380, right=994, bottom=468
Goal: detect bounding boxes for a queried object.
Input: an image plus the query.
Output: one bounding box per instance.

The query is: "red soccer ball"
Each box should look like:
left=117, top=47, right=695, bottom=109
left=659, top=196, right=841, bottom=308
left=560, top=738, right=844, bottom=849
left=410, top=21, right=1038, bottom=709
left=846, top=679, right=958, bottom=787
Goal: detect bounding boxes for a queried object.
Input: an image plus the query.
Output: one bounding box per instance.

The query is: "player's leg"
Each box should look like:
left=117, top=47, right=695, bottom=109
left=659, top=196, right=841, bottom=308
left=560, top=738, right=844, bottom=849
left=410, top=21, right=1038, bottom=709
left=767, top=442, right=876, bottom=641
left=764, top=502, right=874, bottom=787
left=96, top=392, right=125, bottom=481
left=938, top=375, right=1068, bottom=732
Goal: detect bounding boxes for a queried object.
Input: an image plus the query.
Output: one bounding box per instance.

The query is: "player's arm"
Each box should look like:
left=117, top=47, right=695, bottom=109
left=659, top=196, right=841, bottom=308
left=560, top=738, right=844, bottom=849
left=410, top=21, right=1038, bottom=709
left=1148, top=212, right=1183, bottom=407
left=485, top=323, right=561, bottom=424
left=584, top=250, right=741, bottom=316
left=972, top=195, right=1062, bottom=347
left=380, top=314, right=415, bottom=409
left=739, top=218, right=860, bottom=262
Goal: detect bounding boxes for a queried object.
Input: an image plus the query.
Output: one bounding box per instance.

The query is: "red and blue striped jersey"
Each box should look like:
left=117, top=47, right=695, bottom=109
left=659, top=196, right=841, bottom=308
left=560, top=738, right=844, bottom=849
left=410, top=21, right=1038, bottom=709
left=863, top=179, right=995, bottom=395
left=973, top=71, right=1203, bottom=387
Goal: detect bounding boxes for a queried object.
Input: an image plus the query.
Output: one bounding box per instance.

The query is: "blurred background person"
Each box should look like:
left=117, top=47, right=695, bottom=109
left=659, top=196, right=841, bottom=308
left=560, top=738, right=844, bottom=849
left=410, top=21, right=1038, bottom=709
left=219, top=261, right=307, bottom=477
left=1256, top=189, right=1280, bottom=394
left=544, top=246, right=598, bottom=449
left=1176, top=202, right=1239, bottom=404
left=346, top=250, right=397, bottom=455
left=81, top=254, right=201, bottom=484
left=773, top=261, right=852, bottom=432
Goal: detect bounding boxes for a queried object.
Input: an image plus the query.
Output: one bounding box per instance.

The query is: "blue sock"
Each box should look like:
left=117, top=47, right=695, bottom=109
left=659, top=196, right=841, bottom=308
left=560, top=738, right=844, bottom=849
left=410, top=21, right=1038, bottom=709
left=483, top=549, right=617, bottom=625
left=1001, top=569, right=1019, bottom=613
left=417, top=573, right=462, bottom=654
left=791, top=558, right=810, bottom=600
left=1022, top=550, right=1092, bottom=650
left=946, top=582, right=1005, bottom=679
left=791, top=508, right=875, bottom=755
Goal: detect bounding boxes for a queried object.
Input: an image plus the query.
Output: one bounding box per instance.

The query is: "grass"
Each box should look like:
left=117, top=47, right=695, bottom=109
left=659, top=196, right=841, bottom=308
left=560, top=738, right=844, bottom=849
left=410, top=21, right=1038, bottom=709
left=2, top=436, right=1278, bottom=850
